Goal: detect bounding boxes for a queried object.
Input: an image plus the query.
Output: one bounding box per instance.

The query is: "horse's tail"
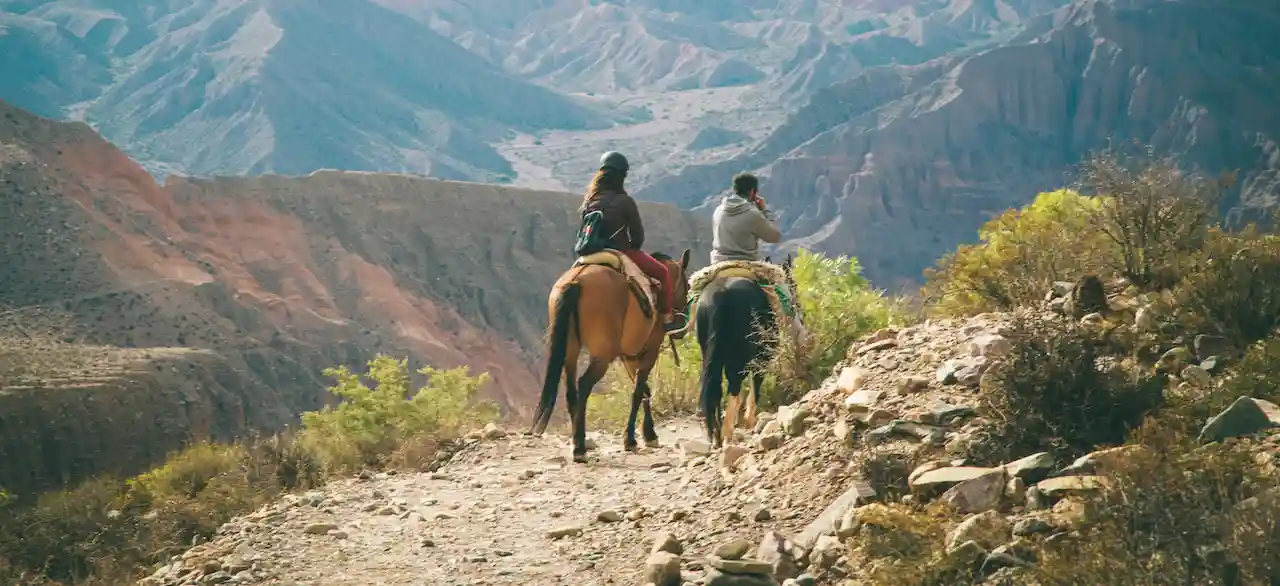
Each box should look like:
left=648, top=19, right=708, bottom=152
left=698, top=291, right=726, bottom=441
left=531, top=282, right=581, bottom=435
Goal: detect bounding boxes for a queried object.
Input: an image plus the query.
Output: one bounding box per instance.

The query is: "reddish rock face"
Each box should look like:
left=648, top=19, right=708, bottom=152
left=0, top=100, right=710, bottom=495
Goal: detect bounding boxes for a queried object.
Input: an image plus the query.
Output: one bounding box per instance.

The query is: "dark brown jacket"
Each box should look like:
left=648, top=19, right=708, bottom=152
left=581, top=189, right=645, bottom=250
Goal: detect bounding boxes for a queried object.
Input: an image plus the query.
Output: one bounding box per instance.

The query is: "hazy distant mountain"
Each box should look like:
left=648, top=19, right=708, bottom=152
left=0, top=0, right=611, bottom=181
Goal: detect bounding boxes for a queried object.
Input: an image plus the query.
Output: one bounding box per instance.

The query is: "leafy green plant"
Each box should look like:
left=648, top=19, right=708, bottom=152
left=300, top=356, right=496, bottom=471
left=923, top=189, right=1113, bottom=315
left=760, top=249, right=909, bottom=406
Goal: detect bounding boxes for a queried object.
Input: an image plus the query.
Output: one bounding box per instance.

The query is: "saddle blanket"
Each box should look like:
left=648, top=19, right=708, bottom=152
left=574, top=249, right=658, bottom=314
left=686, top=260, right=796, bottom=336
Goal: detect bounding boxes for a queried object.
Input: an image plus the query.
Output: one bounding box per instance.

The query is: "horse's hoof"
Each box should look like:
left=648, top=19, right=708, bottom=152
left=643, top=437, right=661, bottom=448
left=572, top=452, right=589, bottom=464
left=623, top=441, right=640, bottom=453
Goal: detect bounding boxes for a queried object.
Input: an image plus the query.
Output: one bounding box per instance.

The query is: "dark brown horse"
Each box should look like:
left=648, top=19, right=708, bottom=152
left=530, top=248, right=692, bottom=462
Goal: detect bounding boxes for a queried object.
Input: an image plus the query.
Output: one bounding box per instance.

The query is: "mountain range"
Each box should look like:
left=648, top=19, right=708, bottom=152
left=5, top=0, right=1275, bottom=287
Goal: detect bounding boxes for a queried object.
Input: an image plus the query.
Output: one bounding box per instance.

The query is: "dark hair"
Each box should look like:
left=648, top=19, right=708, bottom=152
left=584, top=168, right=627, bottom=205
left=732, top=173, right=758, bottom=197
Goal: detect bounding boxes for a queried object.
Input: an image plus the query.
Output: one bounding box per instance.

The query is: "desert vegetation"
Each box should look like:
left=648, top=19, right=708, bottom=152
left=848, top=149, right=1280, bottom=585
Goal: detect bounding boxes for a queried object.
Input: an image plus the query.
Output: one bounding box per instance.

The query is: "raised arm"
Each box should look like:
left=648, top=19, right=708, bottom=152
left=752, top=208, right=782, bottom=244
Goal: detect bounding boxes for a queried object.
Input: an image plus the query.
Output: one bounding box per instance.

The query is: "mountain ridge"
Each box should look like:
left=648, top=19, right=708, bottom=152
left=635, top=0, right=1280, bottom=286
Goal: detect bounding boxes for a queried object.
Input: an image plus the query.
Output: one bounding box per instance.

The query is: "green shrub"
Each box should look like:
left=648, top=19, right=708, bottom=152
left=592, top=249, right=907, bottom=428
left=965, top=313, right=1164, bottom=465
left=761, top=249, right=909, bottom=406
left=300, top=356, right=497, bottom=471
left=923, top=189, right=1113, bottom=316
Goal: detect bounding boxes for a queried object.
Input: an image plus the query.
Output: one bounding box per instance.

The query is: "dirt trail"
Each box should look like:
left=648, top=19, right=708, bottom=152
left=157, top=419, right=769, bottom=586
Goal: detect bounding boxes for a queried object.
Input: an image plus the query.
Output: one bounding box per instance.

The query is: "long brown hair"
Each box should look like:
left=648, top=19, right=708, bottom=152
left=584, top=168, right=627, bottom=205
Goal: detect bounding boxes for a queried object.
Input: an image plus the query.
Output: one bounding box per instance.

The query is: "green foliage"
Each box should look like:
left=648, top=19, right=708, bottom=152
left=590, top=249, right=907, bottom=429
left=923, top=189, right=1113, bottom=315
left=762, top=249, right=910, bottom=405
left=300, top=356, right=496, bottom=471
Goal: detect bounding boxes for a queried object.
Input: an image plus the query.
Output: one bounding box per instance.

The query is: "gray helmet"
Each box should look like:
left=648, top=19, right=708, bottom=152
left=599, top=151, right=629, bottom=173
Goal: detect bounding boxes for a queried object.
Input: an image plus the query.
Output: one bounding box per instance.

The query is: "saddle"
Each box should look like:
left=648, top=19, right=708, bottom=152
left=575, top=249, right=660, bottom=319
left=687, top=260, right=795, bottom=330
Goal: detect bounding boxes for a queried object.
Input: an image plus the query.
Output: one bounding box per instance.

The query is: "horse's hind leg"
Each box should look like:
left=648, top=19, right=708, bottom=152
left=623, top=368, right=647, bottom=452
left=744, top=371, right=764, bottom=431
left=563, top=339, right=582, bottom=423
left=640, top=380, right=659, bottom=446
left=723, top=368, right=747, bottom=445
left=572, top=358, right=610, bottom=463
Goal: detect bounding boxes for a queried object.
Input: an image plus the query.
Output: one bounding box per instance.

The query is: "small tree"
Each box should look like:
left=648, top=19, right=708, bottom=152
left=1079, top=147, right=1232, bottom=291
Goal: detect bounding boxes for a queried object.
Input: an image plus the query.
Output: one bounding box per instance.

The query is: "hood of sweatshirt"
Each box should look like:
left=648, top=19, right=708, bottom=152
left=720, top=194, right=755, bottom=216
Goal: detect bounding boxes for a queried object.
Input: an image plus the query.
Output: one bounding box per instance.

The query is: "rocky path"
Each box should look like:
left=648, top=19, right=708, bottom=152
left=149, top=315, right=1029, bottom=586
left=156, top=419, right=803, bottom=586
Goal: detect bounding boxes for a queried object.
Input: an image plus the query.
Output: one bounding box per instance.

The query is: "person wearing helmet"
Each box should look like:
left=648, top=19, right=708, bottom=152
left=580, top=151, right=681, bottom=331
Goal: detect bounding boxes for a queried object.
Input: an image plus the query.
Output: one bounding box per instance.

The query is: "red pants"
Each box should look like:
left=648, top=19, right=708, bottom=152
left=622, top=249, right=672, bottom=313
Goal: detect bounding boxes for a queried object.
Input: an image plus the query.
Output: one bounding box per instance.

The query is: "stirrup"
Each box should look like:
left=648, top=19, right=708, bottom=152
left=663, top=312, right=689, bottom=333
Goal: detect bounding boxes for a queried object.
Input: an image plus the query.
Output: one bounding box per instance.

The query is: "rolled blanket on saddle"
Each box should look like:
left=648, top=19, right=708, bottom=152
left=686, top=260, right=797, bottom=333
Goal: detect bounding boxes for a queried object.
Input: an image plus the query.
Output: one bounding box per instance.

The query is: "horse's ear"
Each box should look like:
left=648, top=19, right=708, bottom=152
left=680, top=248, right=691, bottom=271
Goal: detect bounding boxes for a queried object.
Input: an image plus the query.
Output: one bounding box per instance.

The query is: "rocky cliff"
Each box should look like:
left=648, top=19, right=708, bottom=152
left=0, top=99, right=710, bottom=495
left=637, top=0, right=1280, bottom=288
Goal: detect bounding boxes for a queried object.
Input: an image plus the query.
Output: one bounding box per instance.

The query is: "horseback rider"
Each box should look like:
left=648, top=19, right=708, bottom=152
left=711, top=172, right=781, bottom=265
left=580, top=151, right=684, bottom=332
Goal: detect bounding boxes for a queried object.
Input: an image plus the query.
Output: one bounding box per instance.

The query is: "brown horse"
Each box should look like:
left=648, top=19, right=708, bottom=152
left=530, top=248, right=692, bottom=462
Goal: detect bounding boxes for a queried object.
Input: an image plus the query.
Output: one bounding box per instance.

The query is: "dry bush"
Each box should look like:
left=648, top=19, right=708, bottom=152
left=1173, top=226, right=1280, bottom=346
left=846, top=503, right=981, bottom=586
left=1079, top=147, right=1228, bottom=291
left=925, top=148, right=1237, bottom=317
left=965, top=313, right=1164, bottom=466
left=1032, top=422, right=1280, bottom=586
left=851, top=445, right=926, bottom=503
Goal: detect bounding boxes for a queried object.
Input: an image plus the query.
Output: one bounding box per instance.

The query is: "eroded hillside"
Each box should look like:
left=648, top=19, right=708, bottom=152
left=637, top=0, right=1280, bottom=287
left=0, top=99, right=710, bottom=495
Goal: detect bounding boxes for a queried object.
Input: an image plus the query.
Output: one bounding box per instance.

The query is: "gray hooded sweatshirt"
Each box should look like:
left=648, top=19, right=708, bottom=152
left=711, top=194, right=782, bottom=265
